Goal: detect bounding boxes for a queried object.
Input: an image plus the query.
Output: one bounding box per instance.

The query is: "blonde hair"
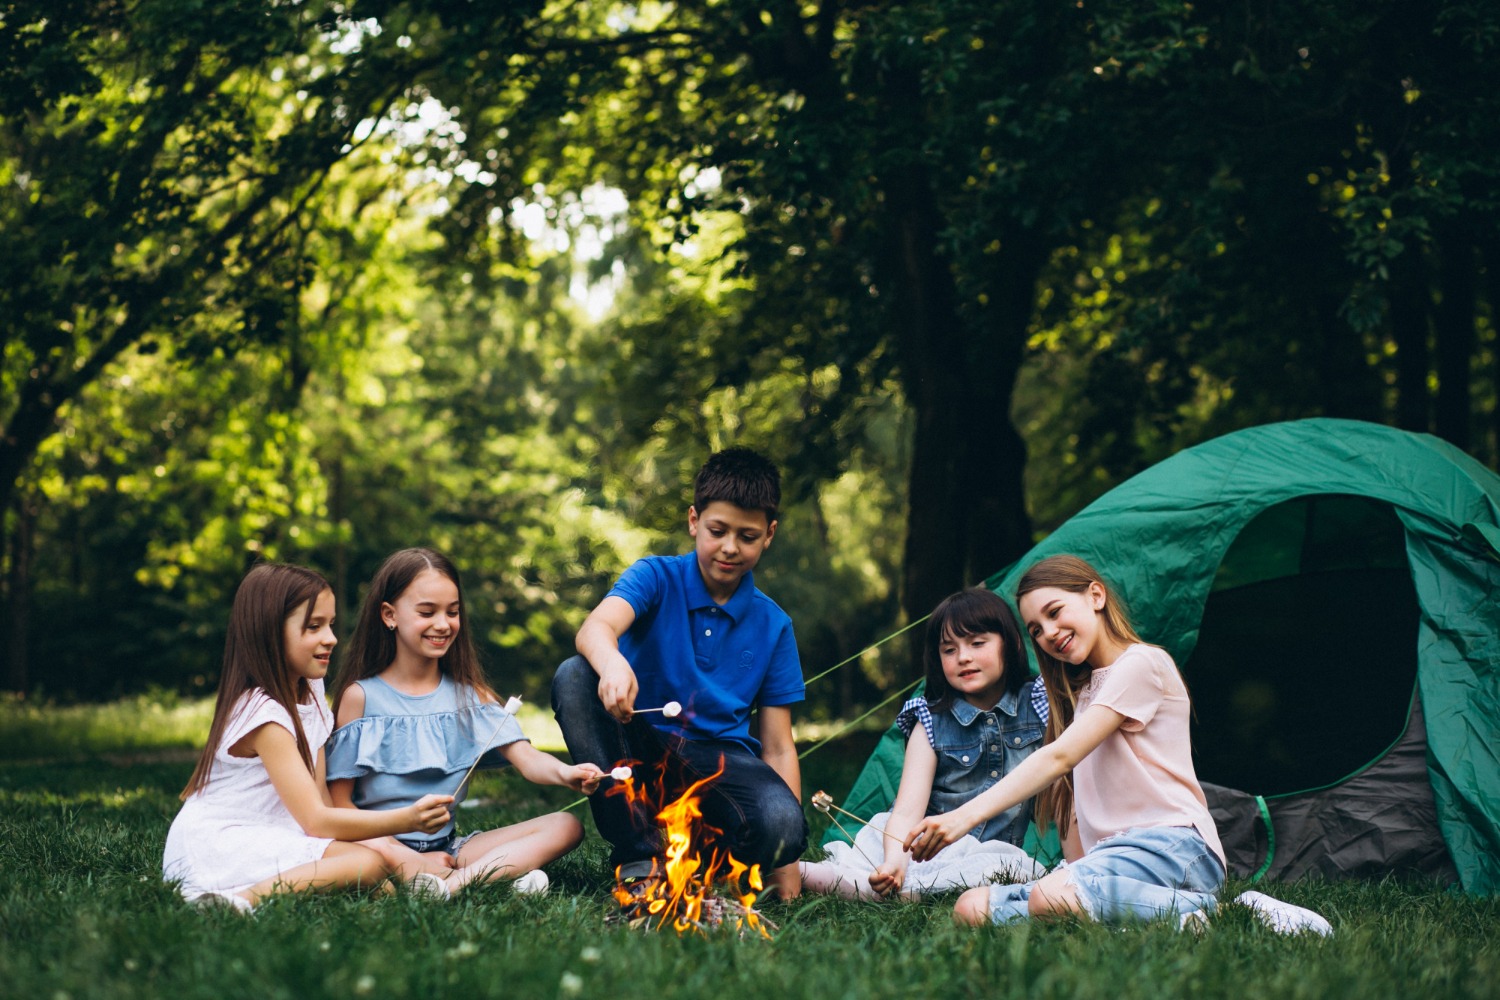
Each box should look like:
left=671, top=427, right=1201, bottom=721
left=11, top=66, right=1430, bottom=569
left=1015, top=554, right=1143, bottom=837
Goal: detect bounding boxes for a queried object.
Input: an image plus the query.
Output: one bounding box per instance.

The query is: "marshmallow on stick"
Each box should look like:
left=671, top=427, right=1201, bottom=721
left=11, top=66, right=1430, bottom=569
left=811, top=789, right=906, bottom=850
left=451, top=695, right=524, bottom=796
left=610, top=765, right=634, bottom=781
left=633, top=701, right=682, bottom=718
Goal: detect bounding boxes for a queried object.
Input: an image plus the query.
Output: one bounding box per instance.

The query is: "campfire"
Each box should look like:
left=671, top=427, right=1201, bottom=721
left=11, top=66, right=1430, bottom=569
left=608, top=766, right=776, bottom=938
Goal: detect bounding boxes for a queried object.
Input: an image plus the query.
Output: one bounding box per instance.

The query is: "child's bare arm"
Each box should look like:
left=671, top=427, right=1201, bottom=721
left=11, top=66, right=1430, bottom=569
left=575, top=595, right=640, bottom=720
left=501, top=740, right=604, bottom=794
left=327, top=683, right=366, bottom=808
left=246, top=723, right=453, bottom=841
left=758, top=705, right=803, bottom=898
left=905, top=704, right=1125, bottom=861
left=870, top=728, right=937, bottom=897
left=758, top=706, right=800, bottom=799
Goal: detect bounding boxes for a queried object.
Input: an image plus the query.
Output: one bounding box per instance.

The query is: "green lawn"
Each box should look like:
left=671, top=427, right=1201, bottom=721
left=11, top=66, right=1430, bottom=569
left=1, top=708, right=1496, bottom=1000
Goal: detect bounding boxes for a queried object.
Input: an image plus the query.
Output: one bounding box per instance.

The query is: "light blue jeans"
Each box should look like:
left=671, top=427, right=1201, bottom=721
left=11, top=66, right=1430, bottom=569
left=987, top=825, right=1223, bottom=925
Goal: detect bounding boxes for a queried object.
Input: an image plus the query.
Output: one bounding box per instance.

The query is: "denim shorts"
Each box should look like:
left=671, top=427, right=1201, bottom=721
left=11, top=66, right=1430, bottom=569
left=401, top=830, right=479, bottom=857
left=987, top=825, right=1224, bottom=925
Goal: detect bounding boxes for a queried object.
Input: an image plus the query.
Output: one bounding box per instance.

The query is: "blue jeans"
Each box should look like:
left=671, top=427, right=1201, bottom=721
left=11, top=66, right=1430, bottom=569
left=987, top=825, right=1223, bottom=925
left=550, top=655, right=808, bottom=876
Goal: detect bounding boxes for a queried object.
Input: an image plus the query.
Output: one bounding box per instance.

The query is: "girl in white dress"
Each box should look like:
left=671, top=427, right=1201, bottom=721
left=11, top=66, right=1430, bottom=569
left=163, top=563, right=453, bottom=911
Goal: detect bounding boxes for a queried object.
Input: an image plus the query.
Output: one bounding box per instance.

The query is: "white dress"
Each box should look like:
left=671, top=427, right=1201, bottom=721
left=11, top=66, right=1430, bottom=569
left=815, top=811, right=1045, bottom=898
left=162, top=680, right=335, bottom=899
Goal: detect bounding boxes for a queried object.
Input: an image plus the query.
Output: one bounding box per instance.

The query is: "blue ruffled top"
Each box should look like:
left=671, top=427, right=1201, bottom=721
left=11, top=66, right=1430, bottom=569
left=324, top=674, right=527, bottom=848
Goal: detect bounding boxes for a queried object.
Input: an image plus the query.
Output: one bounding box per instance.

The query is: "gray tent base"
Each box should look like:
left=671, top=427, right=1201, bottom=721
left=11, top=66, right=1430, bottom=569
left=1203, top=692, right=1458, bottom=885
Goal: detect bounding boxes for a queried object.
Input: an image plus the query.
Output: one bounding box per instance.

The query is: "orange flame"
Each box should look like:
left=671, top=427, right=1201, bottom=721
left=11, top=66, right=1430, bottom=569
left=610, top=763, right=770, bottom=937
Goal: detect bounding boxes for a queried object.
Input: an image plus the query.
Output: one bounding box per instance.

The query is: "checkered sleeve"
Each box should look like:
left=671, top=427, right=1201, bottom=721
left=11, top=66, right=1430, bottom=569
left=1030, top=677, right=1050, bottom=727
left=894, top=696, right=935, bottom=747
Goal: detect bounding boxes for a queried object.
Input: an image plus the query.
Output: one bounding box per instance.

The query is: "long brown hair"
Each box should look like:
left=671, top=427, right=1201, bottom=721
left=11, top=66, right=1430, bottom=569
left=1015, top=554, right=1143, bottom=837
left=329, top=547, right=496, bottom=714
left=181, top=563, right=331, bottom=799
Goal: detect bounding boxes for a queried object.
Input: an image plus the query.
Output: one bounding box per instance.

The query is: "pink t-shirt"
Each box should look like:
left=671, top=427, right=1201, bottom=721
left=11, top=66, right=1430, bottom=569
left=1072, top=644, right=1225, bottom=868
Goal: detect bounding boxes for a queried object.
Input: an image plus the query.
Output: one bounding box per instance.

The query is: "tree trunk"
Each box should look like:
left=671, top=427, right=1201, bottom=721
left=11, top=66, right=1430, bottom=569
left=3, top=494, right=36, bottom=694
left=891, top=206, right=969, bottom=621
left=1388, top=247, right=1432, bottom=433
left=1433, top=231, right=1477, bottom=450
left=960, top=230, right=1045, bottom=585
left=882, top=173, right=1039, bottom=620
left=1483, top=239, right=1500, bottom=467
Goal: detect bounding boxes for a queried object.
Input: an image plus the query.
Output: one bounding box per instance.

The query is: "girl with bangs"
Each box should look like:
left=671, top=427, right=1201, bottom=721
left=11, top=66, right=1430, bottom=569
left=801, top=587, right=1047, bottom=899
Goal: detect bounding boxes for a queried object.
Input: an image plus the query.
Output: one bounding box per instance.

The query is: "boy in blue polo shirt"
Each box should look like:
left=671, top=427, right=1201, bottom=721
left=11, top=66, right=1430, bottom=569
left=550, top=447, right=808, bottom=898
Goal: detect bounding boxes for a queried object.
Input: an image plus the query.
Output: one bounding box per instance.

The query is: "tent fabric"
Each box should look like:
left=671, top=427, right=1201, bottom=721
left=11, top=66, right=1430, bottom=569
left=832, top=418, right=1500, bottom=892
left=1203, top=694, right=1458, bottom=883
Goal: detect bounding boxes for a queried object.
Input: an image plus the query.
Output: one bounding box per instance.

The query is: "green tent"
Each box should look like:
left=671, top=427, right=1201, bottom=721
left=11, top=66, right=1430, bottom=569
left=837, top=418, right=1500, bottom=892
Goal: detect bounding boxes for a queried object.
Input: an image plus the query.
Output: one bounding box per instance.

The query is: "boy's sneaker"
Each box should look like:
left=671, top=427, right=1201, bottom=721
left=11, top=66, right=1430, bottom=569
left=513, top=870, right=550, bottom=895
left=409, top=872, right=453, bottom=900
left=192, top=890, right=255, bottom=914
left=1234, top=890, right=1333, bottom=936
left=614, top=866, right=666, bottom=917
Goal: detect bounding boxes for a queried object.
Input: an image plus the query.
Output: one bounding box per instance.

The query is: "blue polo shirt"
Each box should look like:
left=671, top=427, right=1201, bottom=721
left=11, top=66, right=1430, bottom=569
left=608, top=552, right=805, bottom=754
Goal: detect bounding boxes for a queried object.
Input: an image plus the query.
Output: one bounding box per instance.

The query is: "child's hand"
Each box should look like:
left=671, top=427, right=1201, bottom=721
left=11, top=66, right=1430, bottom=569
left=565, top=763, right=606, bottom=795
left=903, top=811, right=966, bottom=862
left=868, top=858, right=908, bottom=898
left=409, top=793, right=454, bottom=834
left=598, top=658, right=639, bottom=721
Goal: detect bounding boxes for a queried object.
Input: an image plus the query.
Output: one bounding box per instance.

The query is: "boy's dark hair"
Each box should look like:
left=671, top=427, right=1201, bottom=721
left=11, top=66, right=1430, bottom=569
left=693, top=447, right=781, bottom=522
left=922, top=587, right=1029, bottom=711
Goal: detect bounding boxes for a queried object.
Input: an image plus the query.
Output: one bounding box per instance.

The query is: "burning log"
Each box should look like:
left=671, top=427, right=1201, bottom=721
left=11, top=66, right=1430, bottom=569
left=607, top=769, right=776, bottom=938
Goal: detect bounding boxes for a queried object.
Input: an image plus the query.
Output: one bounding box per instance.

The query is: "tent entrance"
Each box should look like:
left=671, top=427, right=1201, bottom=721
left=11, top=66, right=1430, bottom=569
left=1188, top=493, right=1456, bottom=883
left=1187, top=494, right=1420, bottom=795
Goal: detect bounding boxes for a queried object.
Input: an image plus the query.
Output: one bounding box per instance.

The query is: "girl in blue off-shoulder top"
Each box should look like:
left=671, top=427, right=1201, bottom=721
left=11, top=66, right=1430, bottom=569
left=800, top=588, right=1047, bottom=899
left=326, top=548, right=602, bottom=897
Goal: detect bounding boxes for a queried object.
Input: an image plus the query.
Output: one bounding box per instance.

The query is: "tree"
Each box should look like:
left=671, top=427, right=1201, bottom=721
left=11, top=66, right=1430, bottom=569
left=420, top=0, right=1232, bottom=619
left=1, top=0, right=551, bottom=689
left=1016, top=0, right=1500, bottom=487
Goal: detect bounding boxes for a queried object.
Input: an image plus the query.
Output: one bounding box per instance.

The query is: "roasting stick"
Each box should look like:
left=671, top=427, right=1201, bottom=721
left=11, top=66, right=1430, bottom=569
left=810, top=790, right=907, bottom=846
left=598, top=705, right=682, bottom=786
left=632, top=701, right=683, bottom=718
left=810, top=791, right=884, bottom=869
left=452, top=695, right=524, bottom=797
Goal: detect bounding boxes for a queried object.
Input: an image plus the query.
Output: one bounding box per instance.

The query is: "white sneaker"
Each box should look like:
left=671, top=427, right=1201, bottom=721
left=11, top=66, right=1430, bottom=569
left=192, top=890, right=254, bottom=914
left=1178, top=908, right=1211, bottom=934
left=513, top=870, right=550, bottom=895
left=409, top=872, right=453, bottom=900
left=1235, top=891, right=1332, bottom=936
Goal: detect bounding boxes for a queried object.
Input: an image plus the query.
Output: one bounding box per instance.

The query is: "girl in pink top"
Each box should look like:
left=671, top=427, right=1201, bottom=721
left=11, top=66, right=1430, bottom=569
left=906, top=555, right=1331, bottom=934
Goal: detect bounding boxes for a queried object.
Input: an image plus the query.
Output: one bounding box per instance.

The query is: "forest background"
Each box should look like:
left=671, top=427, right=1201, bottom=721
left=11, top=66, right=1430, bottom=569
left=3, top=0, right=1498, bottom=713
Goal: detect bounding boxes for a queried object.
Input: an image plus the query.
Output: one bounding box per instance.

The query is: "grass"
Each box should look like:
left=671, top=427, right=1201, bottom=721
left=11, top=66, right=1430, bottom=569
left=1, top=705, right=1497, bottom=999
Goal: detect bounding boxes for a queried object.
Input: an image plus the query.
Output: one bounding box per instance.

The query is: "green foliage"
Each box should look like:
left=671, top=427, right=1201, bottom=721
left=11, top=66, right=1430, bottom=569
left=7, top=0, right=1500, bottom=706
